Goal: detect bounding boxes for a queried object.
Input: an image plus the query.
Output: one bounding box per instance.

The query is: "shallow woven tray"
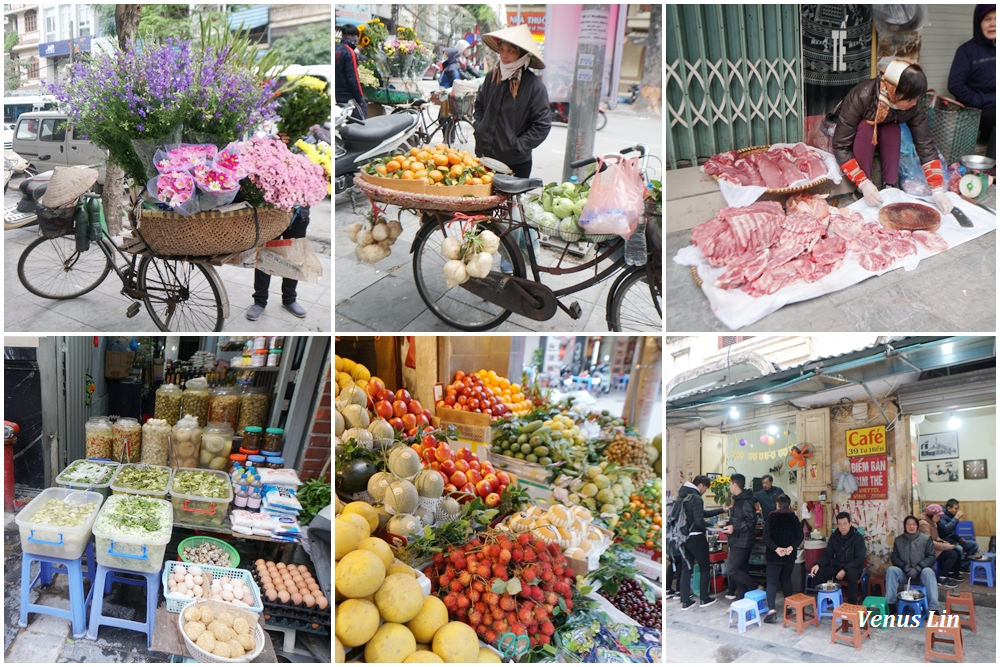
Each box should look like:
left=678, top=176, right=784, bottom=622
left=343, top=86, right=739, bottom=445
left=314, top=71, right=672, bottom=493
left=355, top=174, right=507, bottom=212
left=707, top=144, right=830, bottom=195
left=137, top=206, right=291, bottom=257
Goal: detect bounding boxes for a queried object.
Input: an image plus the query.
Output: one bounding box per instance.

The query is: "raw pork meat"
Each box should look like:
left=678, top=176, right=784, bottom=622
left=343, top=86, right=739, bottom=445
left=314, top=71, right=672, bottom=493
left=702, top=143, right=829, bottom=189
left=911, top=230, right=949, bottom=253
left=786, top=194, right=832, bottom=222
left=811, top=235, right=847, bottom=265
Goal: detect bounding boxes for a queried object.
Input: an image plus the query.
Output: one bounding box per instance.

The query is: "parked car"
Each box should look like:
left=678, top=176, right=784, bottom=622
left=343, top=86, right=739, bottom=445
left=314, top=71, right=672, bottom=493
left=11, top=111, right=106, bottom=184
left=3, top=123, right=13, bottom=150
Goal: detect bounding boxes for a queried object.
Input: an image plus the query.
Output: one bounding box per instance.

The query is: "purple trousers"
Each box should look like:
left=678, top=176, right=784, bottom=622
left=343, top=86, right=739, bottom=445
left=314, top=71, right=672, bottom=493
left=853, top=122, right=902, bottom=186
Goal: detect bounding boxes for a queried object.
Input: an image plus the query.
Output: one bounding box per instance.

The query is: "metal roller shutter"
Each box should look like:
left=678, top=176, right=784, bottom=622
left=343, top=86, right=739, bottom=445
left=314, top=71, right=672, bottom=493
left=897, top=368, right=996, bottom=415
left=920, top=6, right=977, bottom=98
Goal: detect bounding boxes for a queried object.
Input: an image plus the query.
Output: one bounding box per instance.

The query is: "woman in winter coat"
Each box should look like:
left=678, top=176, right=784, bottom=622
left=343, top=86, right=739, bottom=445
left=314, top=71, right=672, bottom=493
left=761, top=494, right=802, bottom=623
left=833, top=59, right=949, bottom=213
left=948, top=5, right=996, bottom=159
left=472, top=24, right=551, bottom=177
left=919, top=504, right=963, bottom=584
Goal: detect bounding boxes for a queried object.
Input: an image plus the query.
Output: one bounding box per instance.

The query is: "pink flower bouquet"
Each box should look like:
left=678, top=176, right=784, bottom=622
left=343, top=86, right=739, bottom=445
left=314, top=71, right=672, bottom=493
left=238, top=136, right=329, bottom=211
left=192, top=164, right=240, bottom=210
left=212, top=142, right=246, bottom=179
left=146, top=171, right=198, bottom=216
left=154, top=143, right=219, bottom=173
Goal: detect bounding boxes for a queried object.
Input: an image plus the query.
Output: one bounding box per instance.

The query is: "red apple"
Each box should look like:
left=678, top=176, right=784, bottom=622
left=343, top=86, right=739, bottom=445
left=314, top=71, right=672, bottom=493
left=460, top=483, right=476, bottom=495
left=374, top=400, right=394, bottom=420
left=366, top=377, right=386, bottom=398
left=449, top=471, right=468, bottom=488
left=496, top=471, right=511, bottom=486
left=435, top=444, right=454, bottom=462
left=376, top=388, right=394, bottom=403
left=440, top=460, right=457, bottom=477
left=454, top=459, right=470, bottom=473
left=475, top=479, right=493, bottom=497
left=485, top=492, right=501, bottom=507
left=481, top=464, right=496, bottom=476
left=421, top=434, right=438, bottom=450
left=467, top=468, right=483, bottom=485
left=389, top=417, right=405, bottom=431
left=401, top=413, right=417, bottom=431
left=415, top=414, right=430, bottom=427
left=423, top=410, right=433, bottom=422
left=483, top=473, right=499, bottom=488
left=444, top=483, right=457, bottom=494
left=408, top=399, right=424, bottom=415
left=394, top=388, right=412, bottom=404
left=455, top=447, right=472, bottom=461
left=437, top=470, right=449, bottom=484
left=392, top=400, right=408, bottom=418
left=429, top=461, right=441, bottom=472
left=469, top=454, right=480, bottom=465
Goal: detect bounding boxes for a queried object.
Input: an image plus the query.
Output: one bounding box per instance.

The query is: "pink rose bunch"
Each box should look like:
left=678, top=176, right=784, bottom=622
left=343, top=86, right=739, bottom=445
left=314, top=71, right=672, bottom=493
left=238, top=136, right=329, bottom=211
left=155, top=171, right=195, bottom=207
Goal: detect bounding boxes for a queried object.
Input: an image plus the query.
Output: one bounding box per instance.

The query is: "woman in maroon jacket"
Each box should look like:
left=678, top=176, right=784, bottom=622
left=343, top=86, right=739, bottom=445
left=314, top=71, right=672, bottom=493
left=832, top=59, right=949, bottom=212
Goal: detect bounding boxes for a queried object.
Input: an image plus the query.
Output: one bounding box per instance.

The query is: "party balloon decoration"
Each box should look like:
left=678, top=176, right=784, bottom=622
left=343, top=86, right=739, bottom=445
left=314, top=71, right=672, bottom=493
left=739, top=438, right=747, bottom=447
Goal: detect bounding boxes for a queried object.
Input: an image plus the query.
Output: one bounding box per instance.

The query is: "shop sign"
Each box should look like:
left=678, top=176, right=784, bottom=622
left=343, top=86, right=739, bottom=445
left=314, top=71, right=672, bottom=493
left=846, top=425, right=886, bottom=457
left=507, top=10, right=546, bottom=39
left=38, top=36, right=91, bottom=58
left=849, top=455, right=888, bottom=500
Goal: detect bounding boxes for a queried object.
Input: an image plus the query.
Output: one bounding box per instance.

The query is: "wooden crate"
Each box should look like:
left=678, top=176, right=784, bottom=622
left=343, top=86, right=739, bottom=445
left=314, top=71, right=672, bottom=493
left=435, top=407, right=492, bottom=444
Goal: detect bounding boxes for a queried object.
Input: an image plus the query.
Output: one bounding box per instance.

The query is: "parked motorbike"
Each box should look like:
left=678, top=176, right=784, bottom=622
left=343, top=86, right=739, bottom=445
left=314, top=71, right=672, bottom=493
left=4, top=169, right=51, bottom=229
left=334, top=100, right=421, bottom=195
left=4, top=149, right=34, bottom=194
left=549, top=101, right=607, bottom=131
left=619, top=83, right=641, bottom=105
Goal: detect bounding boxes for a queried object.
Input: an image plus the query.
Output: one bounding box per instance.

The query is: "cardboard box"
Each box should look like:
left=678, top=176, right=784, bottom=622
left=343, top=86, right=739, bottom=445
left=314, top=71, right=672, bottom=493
left=357, top=172, right=493, bottom=198
left=435, top=407, right=492, bottom=444
left=105, top=351, right=135, bottom=379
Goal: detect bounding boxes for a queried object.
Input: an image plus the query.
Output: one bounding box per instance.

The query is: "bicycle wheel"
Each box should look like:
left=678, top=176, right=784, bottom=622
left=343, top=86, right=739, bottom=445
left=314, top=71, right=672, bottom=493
left=137, top=255, right=225, bottom=331
left=412, top=218, right=524, bottom=330
left=444, top=118, right=477, bottom=154
left=606, top=264, right=662, bottom=332
left=596, top=110, right=608, bottom=131
left=17, top=235, right=111, bottom=299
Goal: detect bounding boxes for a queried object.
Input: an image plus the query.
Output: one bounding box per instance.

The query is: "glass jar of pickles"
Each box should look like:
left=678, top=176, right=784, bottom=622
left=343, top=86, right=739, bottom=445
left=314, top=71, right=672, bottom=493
left=242, top=426, right=263, bottom=452
left=154, top=383, right=183, bottom=425
left=171, top=414, right=202, bottom=468
left=141, top=418, right=171, bottom=466
left=85, top=417, right=113, bottom=459
left=264, top=428, right=284, bottom=456
left=237, top=386, right=270, bottom=436
left=200, top=421, right=234, bottom=470
left=111, top=418, right=141, bottom=463
left=182, top=377, right=211, bottom=427
left=208, top=386, right=240, bottom=430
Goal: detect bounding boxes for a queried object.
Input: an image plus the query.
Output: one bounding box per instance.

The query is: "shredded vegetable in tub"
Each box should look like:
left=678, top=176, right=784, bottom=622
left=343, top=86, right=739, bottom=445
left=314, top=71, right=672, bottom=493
left=30, top=498, right=99, bottom=527
left=173, top=470, right=231, bottom=498
left=94, top=495, right=170, bottom=536
left=114, top=464, right=171, bottom=492
left=59, top=460, right=117, bottom=486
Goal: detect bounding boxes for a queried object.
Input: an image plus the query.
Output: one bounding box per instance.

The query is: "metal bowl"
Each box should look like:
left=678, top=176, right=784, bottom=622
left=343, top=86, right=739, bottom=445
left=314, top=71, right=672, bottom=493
left=960, top=154, right=996, bottom=171
left=817, top=582, right=841, bottom=592
left=899, top=589, right=925, bottom=601
left=970, top=554, right=989, bottom=561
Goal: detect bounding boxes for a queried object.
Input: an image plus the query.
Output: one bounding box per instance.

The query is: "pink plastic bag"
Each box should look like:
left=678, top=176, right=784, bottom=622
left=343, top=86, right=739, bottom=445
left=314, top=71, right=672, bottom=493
left=578, top=156, right=645, bottom=238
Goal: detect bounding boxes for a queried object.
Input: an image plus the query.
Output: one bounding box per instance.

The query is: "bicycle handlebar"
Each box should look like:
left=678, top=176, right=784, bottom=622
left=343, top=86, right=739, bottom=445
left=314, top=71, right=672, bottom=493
left=569, top=145, right=647, bottom=169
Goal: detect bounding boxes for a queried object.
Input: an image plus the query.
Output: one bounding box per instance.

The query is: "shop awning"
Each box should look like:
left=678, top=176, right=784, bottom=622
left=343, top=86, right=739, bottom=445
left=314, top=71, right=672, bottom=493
left=667, top=336, right=995, bottom=427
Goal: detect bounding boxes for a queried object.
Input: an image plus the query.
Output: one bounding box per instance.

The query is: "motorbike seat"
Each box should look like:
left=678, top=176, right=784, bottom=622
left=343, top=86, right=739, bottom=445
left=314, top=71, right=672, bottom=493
left=491, top=174, right=543, bottom=195
left=339, top=114, right=416, bottom=146
left=20, top=172, right=52, bottom=202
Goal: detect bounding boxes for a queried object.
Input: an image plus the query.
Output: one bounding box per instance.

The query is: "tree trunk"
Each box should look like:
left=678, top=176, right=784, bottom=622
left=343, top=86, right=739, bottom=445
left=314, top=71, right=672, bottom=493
left=634, top=5, right=662, bottom=115
left=103, top=4, right=141, bottom=235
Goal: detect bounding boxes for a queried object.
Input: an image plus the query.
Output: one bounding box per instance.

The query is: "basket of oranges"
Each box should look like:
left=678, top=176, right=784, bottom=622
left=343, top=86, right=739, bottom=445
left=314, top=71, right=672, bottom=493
left=359, top=145, right=495, bottom=197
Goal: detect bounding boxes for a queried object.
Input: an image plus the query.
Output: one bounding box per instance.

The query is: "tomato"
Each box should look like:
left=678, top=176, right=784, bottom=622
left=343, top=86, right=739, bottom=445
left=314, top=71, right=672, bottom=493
left=407, top=399, right=424, bottom=415
left=421, top=434, right=438, bottom=450
left=496, top=471, right=511, bottom=486
left=454, top=370, right=465, bottom=382
left=454, top=459, right=470, bottom=473
left=468, top=398, right=479, bottom=410
left=457, top=395, right=468, bottom=405
left=444, top=395, right=456, bottom=406
left=449, top=471, right=468, bottom=487
left=374, top=400, right=394, bottom=420
left=483, top=407, right=493, bottom=417
left=484, top=492, right=501, bottom=508
left=475, top=479, right=493, bottom=497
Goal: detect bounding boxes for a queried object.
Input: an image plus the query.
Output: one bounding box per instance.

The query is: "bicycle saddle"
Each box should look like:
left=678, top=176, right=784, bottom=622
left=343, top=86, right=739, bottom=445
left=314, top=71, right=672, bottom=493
left=491, top=174, right=543, bottom=195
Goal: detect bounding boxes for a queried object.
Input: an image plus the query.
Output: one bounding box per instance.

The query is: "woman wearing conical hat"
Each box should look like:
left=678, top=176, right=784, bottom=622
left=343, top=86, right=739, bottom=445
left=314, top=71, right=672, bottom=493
left=472, top=24, right=552, bottom=178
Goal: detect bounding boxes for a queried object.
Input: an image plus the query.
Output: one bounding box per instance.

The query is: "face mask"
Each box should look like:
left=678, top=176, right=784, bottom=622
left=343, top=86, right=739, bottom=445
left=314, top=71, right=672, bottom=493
left=498, top=53, right=531, bottom=81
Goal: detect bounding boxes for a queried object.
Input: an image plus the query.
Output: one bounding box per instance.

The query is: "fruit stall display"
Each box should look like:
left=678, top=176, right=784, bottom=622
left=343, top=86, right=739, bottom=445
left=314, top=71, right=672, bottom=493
left=334, top=352, right=663, bottom=662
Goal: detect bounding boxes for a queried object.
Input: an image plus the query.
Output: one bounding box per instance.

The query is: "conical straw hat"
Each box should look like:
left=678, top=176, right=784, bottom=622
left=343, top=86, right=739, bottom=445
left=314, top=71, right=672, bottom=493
left=482, top=24, right=545, bottom=70
left=39, top=166, right=98, bottom=209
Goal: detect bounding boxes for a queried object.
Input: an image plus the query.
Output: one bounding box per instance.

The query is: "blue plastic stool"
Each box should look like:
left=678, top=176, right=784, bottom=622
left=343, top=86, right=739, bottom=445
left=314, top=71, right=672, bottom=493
left=816, top=588, right=844, bottom=619
left=727, top=598, right=762, bottom=633
left=86, top=564, right=160, bottom=649
left=897, top=596, right=929, bottom=625
left=969, top=560, right=994, bottom=587
left=744, top=589, right=768, bottom=614
left=19, top=541, right=96, bottom=638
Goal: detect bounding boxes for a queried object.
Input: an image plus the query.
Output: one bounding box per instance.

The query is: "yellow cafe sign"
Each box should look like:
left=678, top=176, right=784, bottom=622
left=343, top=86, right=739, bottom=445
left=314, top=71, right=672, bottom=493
left=846, top=425, right=887, bottom=457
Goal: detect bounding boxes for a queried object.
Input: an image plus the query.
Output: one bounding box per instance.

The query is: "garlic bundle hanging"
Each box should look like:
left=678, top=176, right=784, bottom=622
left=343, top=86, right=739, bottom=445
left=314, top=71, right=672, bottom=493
left=350, top=213, right=403, bottom=264
left=439, top=227, right=501, bottom=286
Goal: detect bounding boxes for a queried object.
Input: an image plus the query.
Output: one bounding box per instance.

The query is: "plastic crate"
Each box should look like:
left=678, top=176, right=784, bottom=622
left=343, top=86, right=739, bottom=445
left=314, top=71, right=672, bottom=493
left=55, top=459, right=120, bottom=499
left=168, top=467, right=234, bottom=527
left=16, top=488, right=104, bottom=559
left=92, top=494, right=173, bottom=573
left=109, top=462, right=173, bottom=498
left=162, top=560, right=262, bottom=613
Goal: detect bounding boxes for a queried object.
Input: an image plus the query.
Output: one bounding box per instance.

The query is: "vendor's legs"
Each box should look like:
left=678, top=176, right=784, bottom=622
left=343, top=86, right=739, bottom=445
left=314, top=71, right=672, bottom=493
left=248, top=207, right=310, bottom=319
left=981, top=105, right=995, bottom=160
left=853, top=122, right=902, bottom=186
left=765, top=561, right=793, bottom=611
left=726, top=545, right=754, bottom=598
left=920, top=566, right=941, bottom=612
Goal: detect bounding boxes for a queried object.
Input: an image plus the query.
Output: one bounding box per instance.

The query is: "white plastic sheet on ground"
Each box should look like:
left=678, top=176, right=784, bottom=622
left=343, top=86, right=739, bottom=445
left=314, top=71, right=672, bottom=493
left=704, top=144, right=844, bottom=208
left=673, top=188, right=997, bottom=330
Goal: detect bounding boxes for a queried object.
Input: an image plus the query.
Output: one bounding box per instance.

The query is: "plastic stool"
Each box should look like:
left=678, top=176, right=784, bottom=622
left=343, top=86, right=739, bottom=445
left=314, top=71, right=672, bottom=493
left=969, top=560, right=994, bottom=587
left=830, top=603, right=871, bottom=649
left=816, top=588, right=844, bottom=619
left=727, top=598, right=762, bottom=633
left=898, top=596, right=929, bottom=625
left=19, top=541, right=96, bottom=638
left=945, top=590, right=977, bottom=632
left=744, top=589, right=768, bottom=614
left=86, top=564, right=160, bottom=649
left=862, top=595, right=888, bottom=617
left=925, top=623, right=964, bottom=662
left=782, top=593, right=820, bottom=634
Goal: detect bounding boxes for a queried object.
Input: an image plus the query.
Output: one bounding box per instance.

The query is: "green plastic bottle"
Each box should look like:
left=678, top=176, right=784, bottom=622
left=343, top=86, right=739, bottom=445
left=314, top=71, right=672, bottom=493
left=86, top=196, right=105, bottom=240
left=74, top=205, right=90, bottom=252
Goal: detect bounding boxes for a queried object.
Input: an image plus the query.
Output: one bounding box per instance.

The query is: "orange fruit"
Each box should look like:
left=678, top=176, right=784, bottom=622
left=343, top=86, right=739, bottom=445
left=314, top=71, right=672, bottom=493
left=429, top=170, right=444, bottom=182
left=470, top=177, right=483, bottom=185
left=432, top=154, right=449, bottom=167
left=417, top=150, right=432, bottom=162
left=386, top=160, right=401, bottom=172
left=375, top=165, right=388, bottom=175
left=481, top=174, right=493, bottom=184
left=414, top=169, right=428, bottom=179
left=402, top=170, right=415, bottom=180
left=448, top=153, right=462, bottom=165
left=424, top=177, right=435, bottom=185
left=409, top=147, right=420, bottom=156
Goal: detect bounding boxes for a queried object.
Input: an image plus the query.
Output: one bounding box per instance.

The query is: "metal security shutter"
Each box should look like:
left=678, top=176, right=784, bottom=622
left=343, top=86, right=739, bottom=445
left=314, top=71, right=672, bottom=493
left=920, top=6, right=976, bottom=97
left=898, top=369, right=996, bottom=415
left=666, top=5, right=804, bottom=169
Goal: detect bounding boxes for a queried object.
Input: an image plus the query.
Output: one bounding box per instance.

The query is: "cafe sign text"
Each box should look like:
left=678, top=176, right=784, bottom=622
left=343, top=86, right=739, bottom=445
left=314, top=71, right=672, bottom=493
left=846, top=425, right=886, bottom=458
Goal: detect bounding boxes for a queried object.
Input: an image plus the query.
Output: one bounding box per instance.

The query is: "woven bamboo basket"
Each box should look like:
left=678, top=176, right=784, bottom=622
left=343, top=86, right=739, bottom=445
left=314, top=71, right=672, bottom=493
left=136, top=206, right=292, bottom=257
left=355, top=173, right=507, bottom=212
left=707, top=145, right=830, bottom=195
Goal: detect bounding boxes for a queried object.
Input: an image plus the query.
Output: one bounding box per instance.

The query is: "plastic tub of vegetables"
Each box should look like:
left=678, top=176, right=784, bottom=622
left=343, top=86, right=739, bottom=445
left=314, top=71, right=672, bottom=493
left=109, top=462, right=173, bottom=498
left=92, top=494, right=173, bottom=573
left=16, top=488, right=103, bottom=559
left=55, top=459, right=120, bottom=499
left=169, top=467, right=234, bottom=527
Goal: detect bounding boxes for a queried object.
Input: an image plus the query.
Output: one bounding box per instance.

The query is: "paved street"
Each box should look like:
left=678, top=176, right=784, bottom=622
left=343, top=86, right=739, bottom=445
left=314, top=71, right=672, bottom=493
left=4, top=174, right=332, bottom=332
left=334, top=102, right=663, bottom=332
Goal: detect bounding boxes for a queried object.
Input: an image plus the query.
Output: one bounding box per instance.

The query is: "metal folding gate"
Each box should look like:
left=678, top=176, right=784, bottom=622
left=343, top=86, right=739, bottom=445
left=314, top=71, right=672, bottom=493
left=666, top=5, right=804, bottom=169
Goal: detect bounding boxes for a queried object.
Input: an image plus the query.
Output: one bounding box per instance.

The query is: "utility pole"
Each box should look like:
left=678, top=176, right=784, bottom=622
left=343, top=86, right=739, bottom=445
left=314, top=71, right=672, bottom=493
left=562, top=4, right=610, bottom=182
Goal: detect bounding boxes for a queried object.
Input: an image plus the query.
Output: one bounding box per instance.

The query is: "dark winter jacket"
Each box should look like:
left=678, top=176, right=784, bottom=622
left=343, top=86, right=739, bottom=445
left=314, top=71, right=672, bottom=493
left=819, top=525, right=867, bottom=571
left=948, top=5, right=997, bottom=109
left=678, top=482, right=724, bottom=535
left=891, top=530, right=936, bottom=573
left=439, top=48, right=462, bottom=89
left=472, top=67, right=551, bottom=168
left=938, top=509, right=961, bottom=543
left=832, top=78, right=938, bottom=168
left=763, top=508, right=803, bottom=563
left=335, top=41, right=367, bottom=117
left=727, top=489, right=758, bottom=549
left=754, top=485, right=785, bottom=519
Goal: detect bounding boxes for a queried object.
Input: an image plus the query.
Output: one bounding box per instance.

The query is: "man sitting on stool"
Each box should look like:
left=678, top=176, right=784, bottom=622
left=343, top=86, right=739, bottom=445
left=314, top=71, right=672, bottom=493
left=939, top=498, right=980, bottom=568
left=886, top=515, right=941, bottom=614
left=809, top=511, right=866, bottom=604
